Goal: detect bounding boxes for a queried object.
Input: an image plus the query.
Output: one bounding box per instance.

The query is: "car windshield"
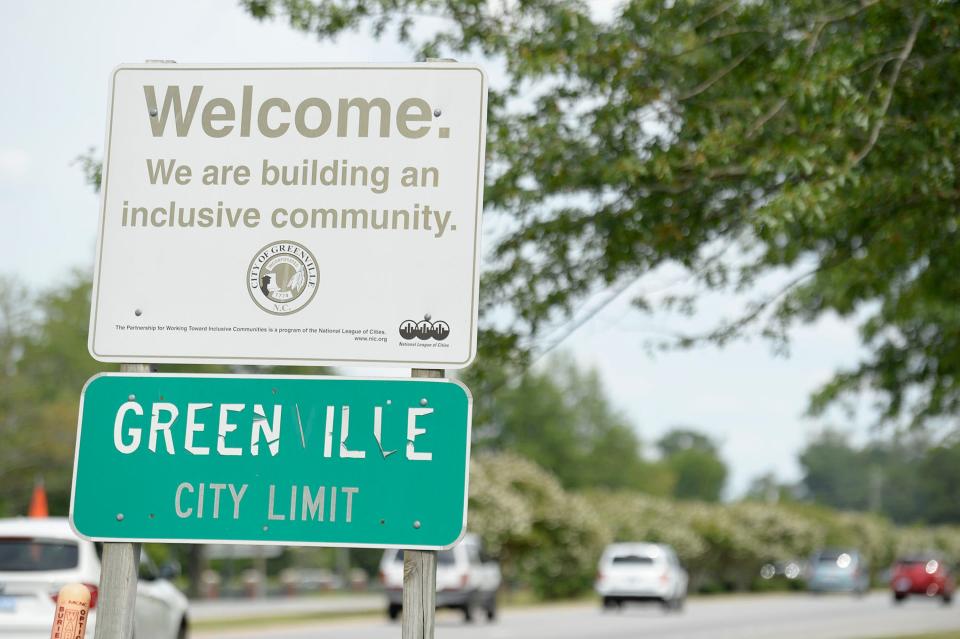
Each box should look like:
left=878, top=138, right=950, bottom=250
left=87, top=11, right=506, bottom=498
left=611, top=555, right=654, bottom=565
left=816, top=551, right=848, bottom=563
left=816, top=550, right=855, bottom=569
left=0, top=538, right=80, bottom=571
left=394, top=550, right=456, bottom=565
left=897, top=558, right=933, bottom=567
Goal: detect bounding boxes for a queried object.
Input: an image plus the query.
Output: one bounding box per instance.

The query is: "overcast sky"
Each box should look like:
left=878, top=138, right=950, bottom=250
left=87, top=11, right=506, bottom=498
left=0, top=0, right=876, bottom=497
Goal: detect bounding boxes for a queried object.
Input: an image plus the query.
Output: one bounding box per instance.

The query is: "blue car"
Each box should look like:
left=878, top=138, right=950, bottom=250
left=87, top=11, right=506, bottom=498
left=807, top=549, right=870, bottom=594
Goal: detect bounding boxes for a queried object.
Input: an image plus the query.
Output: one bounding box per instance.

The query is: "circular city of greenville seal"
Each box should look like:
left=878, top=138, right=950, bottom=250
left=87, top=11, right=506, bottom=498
left=247, top=241, right=319, bottom=315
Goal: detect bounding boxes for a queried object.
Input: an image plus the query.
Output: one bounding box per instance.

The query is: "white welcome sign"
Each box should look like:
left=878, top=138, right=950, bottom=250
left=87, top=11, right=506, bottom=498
left=89, top=63, right=487, bottom=368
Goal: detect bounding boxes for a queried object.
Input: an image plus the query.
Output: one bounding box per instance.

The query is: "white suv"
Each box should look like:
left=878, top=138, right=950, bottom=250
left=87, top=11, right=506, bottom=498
left=0, top=517, right=189, bottom=638
left=595, top=542, right=688, bottom=611
left=379, top=533, right=501, bottom=622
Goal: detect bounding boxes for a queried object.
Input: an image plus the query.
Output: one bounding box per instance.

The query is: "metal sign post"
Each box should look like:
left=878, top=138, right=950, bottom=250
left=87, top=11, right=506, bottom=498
left=403, top=368, right=443, bottom=639
left=94, top=363, right=147, bottom=639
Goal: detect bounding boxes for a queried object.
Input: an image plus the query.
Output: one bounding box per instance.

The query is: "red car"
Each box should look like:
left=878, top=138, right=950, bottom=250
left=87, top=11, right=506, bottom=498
left=891, top=556, right=955, bottom=604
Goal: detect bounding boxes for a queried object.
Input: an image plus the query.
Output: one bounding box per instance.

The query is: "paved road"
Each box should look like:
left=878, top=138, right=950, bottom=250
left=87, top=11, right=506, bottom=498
left=196, top=592, right=960, bottom=639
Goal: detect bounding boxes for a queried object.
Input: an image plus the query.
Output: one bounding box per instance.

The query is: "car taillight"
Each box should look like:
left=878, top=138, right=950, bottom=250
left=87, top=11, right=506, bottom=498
left=85, top=584, right=99, bottom=609
left=660, top=571, right=670, bottom=583
left=378, top=570, right=386, bottom=584
left=596, top=571, right=604, bottom=582
left=459, top=573, right=469, bottom=589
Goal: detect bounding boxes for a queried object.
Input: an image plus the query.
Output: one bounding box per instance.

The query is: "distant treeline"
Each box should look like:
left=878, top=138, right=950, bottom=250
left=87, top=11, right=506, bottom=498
left=791, top=429, right=960, bottom=526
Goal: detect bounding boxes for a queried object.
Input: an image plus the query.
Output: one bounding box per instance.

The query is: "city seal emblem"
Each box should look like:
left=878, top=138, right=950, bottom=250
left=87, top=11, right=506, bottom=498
left=247, top=241, right=319, bottom=315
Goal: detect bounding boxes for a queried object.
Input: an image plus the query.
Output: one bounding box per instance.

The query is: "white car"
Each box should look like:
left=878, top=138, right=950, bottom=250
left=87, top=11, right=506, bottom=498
left=379, top=533, right=500, bottom=622
left=0, top=517, right=189, bottom=638
left=595, top=542, right=688, bottom=611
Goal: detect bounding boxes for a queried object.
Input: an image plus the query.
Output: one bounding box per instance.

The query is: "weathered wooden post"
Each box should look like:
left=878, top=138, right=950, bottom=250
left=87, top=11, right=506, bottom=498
left=402, top=367, right=444, bottom=639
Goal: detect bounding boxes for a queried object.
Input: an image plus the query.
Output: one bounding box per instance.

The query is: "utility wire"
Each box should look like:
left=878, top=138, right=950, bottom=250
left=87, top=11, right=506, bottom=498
left=529, top=276, right=642, bottom=366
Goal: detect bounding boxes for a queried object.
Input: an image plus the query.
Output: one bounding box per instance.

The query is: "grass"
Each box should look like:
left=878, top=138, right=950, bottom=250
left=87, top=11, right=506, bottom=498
left=869, top=634, right=960, bottom=639
left=192, top=609, right=381, bottom=632
left=191, top=590, right=598, bottom=632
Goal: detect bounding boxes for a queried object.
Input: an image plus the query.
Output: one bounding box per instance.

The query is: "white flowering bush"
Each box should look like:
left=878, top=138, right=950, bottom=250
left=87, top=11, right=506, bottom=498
left=931, top=528, right=960, bottom=560
left=591, top=493, right=707, bottom=559
left=708, top=503, right=825, bottom=589
left=469, top=453, right=608, bottom=598
left=894, top=526, right=960, bottom=562
left=468, top=453, right=959, bottom=598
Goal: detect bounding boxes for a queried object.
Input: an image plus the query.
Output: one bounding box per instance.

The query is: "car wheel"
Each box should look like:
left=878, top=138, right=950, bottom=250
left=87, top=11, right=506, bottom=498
left=893, top=592, right=907, bottom=604
left=388, top=603, right=401, bottom=620
left=942, top=593, right=954, bottom=606
left=485, top=595, right=498, bottom=622
left=462, top=603, right=475, bottom=623
left=603, top=597, right=622, bottom=611
left=177, top=617, right=189, bottom=639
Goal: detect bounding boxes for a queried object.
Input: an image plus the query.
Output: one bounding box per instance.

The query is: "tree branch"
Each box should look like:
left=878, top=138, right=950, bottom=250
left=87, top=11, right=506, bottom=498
left=814, top=0, right=880, bottom=27
left=746, top=1, right=882, bottom=138
left=674, top=266, right=821, bottom=345
left=667, top=28, right=772, bottom=59
left=746, top=97, right=789, bottom=137
left=677, top=43, right=762, bottom=101
left=695, top=1, right=737, bottom=28
left=851, top=12, right=924, bottom=166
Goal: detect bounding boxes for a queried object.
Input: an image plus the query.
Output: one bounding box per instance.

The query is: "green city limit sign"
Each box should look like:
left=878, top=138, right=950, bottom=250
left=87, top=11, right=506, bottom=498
left=70, top=374, right=471, bottom=549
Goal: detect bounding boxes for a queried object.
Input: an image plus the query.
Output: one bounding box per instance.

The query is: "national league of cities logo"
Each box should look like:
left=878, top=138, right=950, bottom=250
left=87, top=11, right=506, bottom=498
left=247, top=241, right=319, bottom=315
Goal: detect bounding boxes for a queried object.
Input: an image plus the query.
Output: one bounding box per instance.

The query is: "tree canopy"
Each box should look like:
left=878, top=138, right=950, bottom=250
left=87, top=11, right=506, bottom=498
left=657, top=427, right=727, bottom=501
left=0, top=272, right=109, bottom=515
left=473, top=354, right=675, bottom=494
left=240, top=0, right=960, bottom=428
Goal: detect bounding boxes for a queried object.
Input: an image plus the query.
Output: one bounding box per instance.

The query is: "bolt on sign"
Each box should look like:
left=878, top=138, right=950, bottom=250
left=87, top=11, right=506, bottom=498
left=70, top=374, right=471, bottom=549
left=87, top=64, right=487, bottom=368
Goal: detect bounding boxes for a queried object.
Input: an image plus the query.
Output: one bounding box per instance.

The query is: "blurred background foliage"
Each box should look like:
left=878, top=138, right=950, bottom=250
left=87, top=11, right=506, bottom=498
left=3, top=275, right=960, bottom=600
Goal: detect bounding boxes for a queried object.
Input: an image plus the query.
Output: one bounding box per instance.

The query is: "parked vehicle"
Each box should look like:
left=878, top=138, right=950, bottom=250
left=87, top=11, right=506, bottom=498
left=379, top=533, right=500, bottom=622
left=0, top=517, right=189, bottom=638
left=807, top=548, right=870, bottom=595
left=595, top=542, right=688, bottom=611
left=890, top=556, right=955, bottom=604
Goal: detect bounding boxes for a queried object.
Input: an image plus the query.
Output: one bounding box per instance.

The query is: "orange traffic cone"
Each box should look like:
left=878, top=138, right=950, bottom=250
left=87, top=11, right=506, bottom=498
left=28, top=477, right=48, bottom=518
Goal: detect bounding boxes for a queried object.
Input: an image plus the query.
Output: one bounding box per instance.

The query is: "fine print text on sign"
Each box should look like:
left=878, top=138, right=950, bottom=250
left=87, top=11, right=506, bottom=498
left=70, top=374, right=472, bottom=549
left=88, top=64, right=487, bottom=368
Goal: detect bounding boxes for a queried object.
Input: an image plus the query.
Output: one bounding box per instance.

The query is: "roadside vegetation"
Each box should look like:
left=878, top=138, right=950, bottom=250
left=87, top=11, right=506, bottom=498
left=3, top=275, right=958, bottom=602
left=469, top=452, right=960, bottom=599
